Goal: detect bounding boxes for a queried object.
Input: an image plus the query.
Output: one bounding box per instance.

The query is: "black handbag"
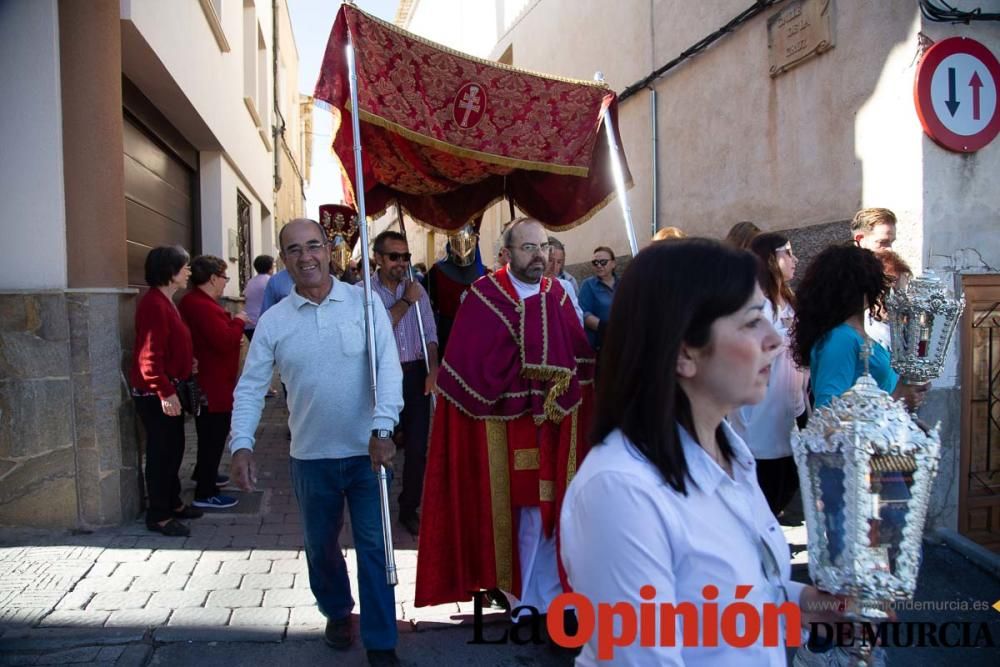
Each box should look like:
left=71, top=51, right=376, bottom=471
left=172, top=377, right=203, bottom=416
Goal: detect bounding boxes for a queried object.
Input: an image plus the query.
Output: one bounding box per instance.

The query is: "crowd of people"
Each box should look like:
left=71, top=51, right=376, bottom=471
left=128, top=205, right=926, bottom=666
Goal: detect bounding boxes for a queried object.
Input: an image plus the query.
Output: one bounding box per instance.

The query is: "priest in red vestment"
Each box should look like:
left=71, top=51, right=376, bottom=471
left=415, top=218, right=596, bottom=613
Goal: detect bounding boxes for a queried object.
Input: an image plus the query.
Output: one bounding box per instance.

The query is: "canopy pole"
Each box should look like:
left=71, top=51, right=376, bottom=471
left=594, top=72, right=639, bottom=257
left=346, top=34, right=397, bottom=588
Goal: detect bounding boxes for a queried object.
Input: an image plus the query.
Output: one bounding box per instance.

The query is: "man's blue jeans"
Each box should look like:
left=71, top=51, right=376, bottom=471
left=290, top=455, right=397, bottom=650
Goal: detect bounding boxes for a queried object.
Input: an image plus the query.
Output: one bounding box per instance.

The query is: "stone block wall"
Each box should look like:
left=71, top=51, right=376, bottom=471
left=0, top=289, right=139, bottom=529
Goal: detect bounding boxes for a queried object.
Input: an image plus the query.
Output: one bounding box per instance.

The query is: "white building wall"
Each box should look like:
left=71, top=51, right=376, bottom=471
left=200, top=153, right=267, bottom=298
left=120, top=0, right=274, bottom=207
left=405, top=0, right=498, bottom=58
left=0, top=0, right=67, bottom=290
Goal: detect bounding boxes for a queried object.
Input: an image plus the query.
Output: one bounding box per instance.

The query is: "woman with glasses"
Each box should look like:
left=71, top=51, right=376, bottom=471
left=578, top=246, right=617, bottom=351
left=729, top=233, right=807, bottom=517
left=131, top=245, right=201, bottom=536
left=179, top=255, right=248, bottom=511
left=561, top=239, right=842, bottom=665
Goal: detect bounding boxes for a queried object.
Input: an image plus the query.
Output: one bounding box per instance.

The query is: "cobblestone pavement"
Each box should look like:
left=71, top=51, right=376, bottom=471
left=0, top=394, right=508, bottom=665
left=3, top=394, right=996, bottom=666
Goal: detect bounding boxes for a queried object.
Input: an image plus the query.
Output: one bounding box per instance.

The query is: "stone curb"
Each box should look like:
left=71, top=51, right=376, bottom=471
left=153, top=626, right=285, bottom=643
left=927, top=528, right=1000, bottom=579
left=0, top=627, right=145, bottom=651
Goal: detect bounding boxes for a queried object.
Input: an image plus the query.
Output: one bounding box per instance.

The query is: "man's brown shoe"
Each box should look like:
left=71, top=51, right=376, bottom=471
left=324, top=616, right=352, bottom=649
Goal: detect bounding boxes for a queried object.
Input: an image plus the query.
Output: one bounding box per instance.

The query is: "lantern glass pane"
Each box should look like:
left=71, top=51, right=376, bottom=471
left=868, top=456, right=916, bottom=573
left=813, top=454, right=847, bottom=567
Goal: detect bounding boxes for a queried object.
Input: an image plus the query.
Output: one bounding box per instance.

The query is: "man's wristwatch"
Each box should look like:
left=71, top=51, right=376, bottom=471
left=371, top=429, right=393, bottom=440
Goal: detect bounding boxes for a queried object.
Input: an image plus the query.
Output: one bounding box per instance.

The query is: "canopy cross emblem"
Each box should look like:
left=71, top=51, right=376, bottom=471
left=453, top=83, right=486, bottom=129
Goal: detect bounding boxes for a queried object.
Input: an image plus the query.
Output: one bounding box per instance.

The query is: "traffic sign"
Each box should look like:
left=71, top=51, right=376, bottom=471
left=914, top=36, right=1000, bottom=153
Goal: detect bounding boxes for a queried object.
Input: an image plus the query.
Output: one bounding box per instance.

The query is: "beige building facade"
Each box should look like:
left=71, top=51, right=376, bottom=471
left=387, top=0, right=1000, bottom=548
left=0, top=0, right=304, bottom=529
left=488, top=0, right=1000, bottom=548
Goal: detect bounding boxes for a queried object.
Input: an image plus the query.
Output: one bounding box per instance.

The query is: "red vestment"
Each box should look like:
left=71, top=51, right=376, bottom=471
left=414, top=268, right=595, bottom=607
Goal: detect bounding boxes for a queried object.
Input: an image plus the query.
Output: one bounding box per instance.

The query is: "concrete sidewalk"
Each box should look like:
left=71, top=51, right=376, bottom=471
left=0, top=393, right=505, bottom=665
left=2, top=393, right=997, bottom=666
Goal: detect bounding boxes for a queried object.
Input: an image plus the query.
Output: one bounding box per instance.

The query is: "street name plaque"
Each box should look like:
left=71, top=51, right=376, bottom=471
left=767, top=0, right=836, bottom=78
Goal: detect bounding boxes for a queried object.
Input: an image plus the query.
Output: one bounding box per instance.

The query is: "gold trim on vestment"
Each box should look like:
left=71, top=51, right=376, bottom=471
left=485, top=420, right=513, bottom=592
left=442, top=362, right=492, bottom=405
left=539, top=480, right=555, bottom=503
left=513, top=448, right=540, bottom=471
left=567, top=409, right=579, bottom=483
left=470, top=283, right=518, bottom=340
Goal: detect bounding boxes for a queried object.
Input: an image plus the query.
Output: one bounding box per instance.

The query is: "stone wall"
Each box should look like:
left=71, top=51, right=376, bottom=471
left=0, top=289, right=139, bottom=529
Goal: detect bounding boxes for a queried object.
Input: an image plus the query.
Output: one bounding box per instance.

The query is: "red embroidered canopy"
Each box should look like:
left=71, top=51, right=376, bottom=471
left=313, top=4, right=632, bottom=233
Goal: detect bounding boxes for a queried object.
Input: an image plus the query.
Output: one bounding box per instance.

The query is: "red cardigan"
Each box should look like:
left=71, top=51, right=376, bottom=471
left=131, top=288, right=194, bottom=400
left=179, top=288, right=245, bottom=412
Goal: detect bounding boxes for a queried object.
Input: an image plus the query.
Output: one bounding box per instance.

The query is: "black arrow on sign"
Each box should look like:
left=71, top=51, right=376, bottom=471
left=945, top=67, right=960, bottom=116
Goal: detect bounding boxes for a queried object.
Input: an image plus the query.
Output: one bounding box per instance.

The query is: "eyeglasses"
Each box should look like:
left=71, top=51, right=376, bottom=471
left=379, top=251, right=411, bottom=262
left=591, top=258, right=611, bottom=267
left=284, top=241, right=328, bottom=258
left=507, top=242, right=551, bottom=255
left=215, top=273, right=230, bottom=282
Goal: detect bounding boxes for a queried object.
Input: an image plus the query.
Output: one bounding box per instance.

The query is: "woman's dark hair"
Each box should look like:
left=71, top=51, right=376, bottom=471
left=593, top=238, right=758, bottom=495
left=791, top=244, right=889, bottom=368
left=593, top=246, right=615, bottom=261
left=749, top=232, right=795, bottom=309
left=189, top=255, right=228, bottom=287
left=144, top=245, right=190, bottom=287
left=253, top=254, right=274, bottom=274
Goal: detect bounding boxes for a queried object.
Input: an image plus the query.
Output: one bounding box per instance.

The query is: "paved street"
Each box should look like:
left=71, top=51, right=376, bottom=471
left=1, top=394, right=998, bottom=666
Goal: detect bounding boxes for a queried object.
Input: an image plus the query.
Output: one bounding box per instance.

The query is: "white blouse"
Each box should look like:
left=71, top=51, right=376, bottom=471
left=729, top=298, right=807, bottom=460
left=560, top=424, right=806, bottom=666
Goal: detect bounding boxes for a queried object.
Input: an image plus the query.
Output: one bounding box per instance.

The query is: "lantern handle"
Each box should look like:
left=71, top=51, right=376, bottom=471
left=859, top=334, right=873, bottom=378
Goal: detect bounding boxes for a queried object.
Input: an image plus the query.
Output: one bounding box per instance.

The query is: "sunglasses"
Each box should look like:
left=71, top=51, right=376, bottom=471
left=380, top=252, right=412, bottom=262
left=591, top=259, right=611, bottom=267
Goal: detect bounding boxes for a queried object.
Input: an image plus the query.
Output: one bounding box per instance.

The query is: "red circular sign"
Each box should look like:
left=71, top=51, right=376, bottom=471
left=452, top=82, right=487, bottom=130
left=914, top=37, right=1000, bottom=153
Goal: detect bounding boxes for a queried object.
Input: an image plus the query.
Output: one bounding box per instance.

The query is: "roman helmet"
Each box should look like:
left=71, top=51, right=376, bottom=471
left=448, top=222, right=478, bottom=267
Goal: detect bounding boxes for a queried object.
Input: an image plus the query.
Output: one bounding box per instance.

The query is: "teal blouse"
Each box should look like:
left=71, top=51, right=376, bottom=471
left=810, top=323, right=898, bottom=408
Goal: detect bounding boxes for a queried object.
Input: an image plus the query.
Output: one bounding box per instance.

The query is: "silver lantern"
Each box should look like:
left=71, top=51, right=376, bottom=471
left=792, top=367, right=941, bottom=663
left=885, top=270, right=965, bottom=383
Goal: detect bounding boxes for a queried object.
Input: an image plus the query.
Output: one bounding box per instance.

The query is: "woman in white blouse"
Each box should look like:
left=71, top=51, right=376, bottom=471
left=729, top=233, right=807, bottom=517
left=560, top=239, right=842, bottom=666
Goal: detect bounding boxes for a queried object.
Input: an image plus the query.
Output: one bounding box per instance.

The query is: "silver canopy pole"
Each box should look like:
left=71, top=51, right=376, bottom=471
left=594, top=71, right=638, bottom=257
left=346, top=34, right=397, bottom=588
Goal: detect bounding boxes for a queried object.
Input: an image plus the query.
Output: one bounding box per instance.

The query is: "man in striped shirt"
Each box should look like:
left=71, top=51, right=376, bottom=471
left=371, top=231, right=439, bottom=537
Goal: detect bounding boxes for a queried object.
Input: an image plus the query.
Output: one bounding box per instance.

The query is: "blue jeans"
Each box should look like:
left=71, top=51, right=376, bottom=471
left=290, top=455, right=397, bottom=650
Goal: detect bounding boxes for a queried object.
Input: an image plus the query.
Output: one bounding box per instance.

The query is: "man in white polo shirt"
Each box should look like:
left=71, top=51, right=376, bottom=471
left=229, top=219, right=403, bottom=667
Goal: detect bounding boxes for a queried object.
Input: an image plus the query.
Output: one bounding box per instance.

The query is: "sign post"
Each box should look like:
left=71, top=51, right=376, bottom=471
left=914, top=36, right=1000, bottom=153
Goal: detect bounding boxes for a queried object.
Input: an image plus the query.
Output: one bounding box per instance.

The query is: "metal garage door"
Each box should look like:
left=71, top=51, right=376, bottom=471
left=123, top=115, right=195, bottom=289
